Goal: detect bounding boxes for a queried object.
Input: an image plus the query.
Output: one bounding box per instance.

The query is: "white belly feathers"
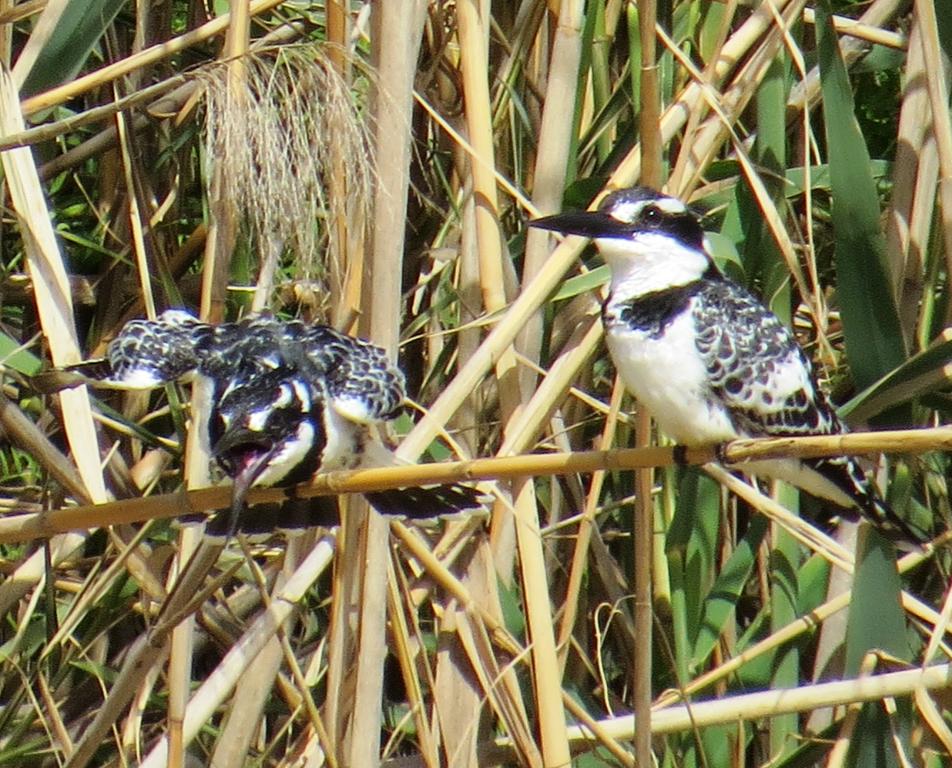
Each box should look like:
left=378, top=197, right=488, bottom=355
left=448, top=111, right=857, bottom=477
left=604, top=307, right=738, bottom=445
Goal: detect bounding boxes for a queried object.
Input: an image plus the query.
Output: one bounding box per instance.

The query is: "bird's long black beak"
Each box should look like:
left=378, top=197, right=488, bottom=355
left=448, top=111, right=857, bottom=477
left=213, top=429, right=279, bottom=538
left=530, top=210, right=631, bottom=239
left=227, top=452, right=274, bottom=528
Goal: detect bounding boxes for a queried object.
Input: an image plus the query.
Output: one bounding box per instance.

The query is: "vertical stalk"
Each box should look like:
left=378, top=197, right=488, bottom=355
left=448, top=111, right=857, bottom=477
left=325, top=0, right=357, bottom=331
left=362, top=0, right=424, bottom=354
left=457, top=1, right=570, bottom=764
left=455, top=0, right=523, bottom=419
left=0, top=66, right=106, bottom=617
left=332, top=5, right=426, bottom=767
left=636, top=0, right=661, bottom=765
left=0, top=0, right=10, bottom=66
left=519, top=0, right=583, bottom=395
left=557, top=374, right=625, bottom=672
left=170, top=2, right=249, bottom=765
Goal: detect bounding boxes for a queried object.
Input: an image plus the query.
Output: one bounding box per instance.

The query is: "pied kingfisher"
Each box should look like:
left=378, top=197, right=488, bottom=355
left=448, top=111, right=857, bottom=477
left=78, top=310, right=485, bottom=539
left=531, top=185, right=921, bottom=545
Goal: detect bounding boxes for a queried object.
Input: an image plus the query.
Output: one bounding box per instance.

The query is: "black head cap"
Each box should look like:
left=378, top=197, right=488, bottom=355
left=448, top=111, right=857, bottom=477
left=530, top=185, right=705, bottom=251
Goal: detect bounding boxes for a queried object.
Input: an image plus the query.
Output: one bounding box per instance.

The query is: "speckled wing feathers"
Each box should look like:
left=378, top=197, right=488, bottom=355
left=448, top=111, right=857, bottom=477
left=298, top=325, right=405, bottom=422
left=106, top=309, right=211, bottom=388
left=691, top=282, right=918, bottom=539
left=104, top=310, right=406, bottom=426
left=691, top=281, right=842, bottom=440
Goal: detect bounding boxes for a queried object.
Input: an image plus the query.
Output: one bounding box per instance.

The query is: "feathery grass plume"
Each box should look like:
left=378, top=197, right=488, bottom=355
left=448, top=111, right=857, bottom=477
left=201, top=46, right=375, bottom=302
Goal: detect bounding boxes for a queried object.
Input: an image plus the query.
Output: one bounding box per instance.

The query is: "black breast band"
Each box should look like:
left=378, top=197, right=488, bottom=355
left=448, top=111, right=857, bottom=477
left=605, top=280, right=707, bottom=339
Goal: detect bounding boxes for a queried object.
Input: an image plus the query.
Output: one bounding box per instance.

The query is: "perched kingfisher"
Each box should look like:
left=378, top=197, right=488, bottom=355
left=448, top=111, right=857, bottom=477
left=85, top=310, right=486, bottom=539
left=531, top=185, right=921, bottom=545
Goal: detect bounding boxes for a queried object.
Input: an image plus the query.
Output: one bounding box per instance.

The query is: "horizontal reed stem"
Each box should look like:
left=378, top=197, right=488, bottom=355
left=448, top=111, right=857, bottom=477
left=2, top=427, right=949, bottom=544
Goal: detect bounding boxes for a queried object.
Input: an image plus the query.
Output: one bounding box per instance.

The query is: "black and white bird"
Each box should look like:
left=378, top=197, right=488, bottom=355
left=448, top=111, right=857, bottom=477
left=82, top=310, right=485, bottom=539
left=531, top=185, right=921, bottom=545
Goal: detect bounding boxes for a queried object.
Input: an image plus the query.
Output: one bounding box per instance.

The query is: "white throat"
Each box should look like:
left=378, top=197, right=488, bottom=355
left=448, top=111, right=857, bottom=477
left=597, top=231, right=712, bottom=300
left=256, top=420, right=315, bottom=486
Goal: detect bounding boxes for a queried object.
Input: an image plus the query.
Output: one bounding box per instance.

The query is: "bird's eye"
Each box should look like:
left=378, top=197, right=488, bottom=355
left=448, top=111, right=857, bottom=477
left=642, top=205, right=663, bottom=223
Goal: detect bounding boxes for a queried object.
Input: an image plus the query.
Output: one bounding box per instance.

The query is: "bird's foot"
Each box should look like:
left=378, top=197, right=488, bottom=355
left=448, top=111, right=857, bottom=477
left=714, top=441, right=730, bottom=464
left=672, top=445, right=689, bottom=466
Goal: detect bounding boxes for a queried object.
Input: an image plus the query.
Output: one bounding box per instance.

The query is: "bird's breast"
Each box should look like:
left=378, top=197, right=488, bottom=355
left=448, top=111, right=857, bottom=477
left=603, top=307, right=737, bottom=445
left=254, top=420, right=319, bottom=487
left=320, top=406, right=367, bottom=471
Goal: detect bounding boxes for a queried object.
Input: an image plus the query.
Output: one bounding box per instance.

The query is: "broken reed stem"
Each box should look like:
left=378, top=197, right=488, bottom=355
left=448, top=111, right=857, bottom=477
left=2, top=427, right=950, bottom=544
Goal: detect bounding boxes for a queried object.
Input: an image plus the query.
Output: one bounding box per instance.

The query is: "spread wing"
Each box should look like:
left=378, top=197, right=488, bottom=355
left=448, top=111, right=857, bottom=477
left=296, top=324, right=406, bottom=423
left=105, top=309, right=212, bottom=388
left=200, top=317, right=406, bottom=424
left=69, top=311, right=405, bottom=426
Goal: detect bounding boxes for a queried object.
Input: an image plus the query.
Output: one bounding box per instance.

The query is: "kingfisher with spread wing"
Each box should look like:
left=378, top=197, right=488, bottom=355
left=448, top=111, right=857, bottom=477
left=79, top=310, right=486, bottom=539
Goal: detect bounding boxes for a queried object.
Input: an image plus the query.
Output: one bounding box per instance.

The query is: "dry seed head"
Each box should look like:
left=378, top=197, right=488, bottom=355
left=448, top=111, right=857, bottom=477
left=202, top=47, right=375, bottom=303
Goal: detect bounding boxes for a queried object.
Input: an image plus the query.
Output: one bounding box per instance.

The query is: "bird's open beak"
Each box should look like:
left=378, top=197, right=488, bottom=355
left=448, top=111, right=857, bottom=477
left=213, top=429, right=279, bottom=537
left=228, top=451, right=274, bottom=524
left=530, top=211, right=631, bottom=239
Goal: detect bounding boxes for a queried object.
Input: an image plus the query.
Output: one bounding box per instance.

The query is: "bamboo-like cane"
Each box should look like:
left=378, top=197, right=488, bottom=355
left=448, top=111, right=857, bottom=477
left=635, top=0, right=663, bottom=761
left=557, top=662, right=952, bottom=744
left=135, top=536, right=337, bottom=768
left=3, top=428, right=950, bottom=545
left=0, top=66, right=107, bottom=623
left=455, top=0, right=564, bottom=761
left=379, top=529, right=952, bottom=768
left=801, top=8, right=906, bottom=48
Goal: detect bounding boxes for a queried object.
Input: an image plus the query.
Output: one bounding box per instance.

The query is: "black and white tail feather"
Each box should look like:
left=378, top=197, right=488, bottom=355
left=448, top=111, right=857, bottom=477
left=531, top=185, right=924, bottom=548
left=66, top=310, right=488, bottom=540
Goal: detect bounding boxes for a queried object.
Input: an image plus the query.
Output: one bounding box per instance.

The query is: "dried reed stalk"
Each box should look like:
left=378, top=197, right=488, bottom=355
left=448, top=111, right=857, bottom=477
left=19, top=0, right=287, bottom=115
left=562, top=662, right=952, bottom=741
left=136, top=536, right=336, bottom=767
left=0, top=65, right=106, bottom=619
left=3, top=428, right=949, bottom=545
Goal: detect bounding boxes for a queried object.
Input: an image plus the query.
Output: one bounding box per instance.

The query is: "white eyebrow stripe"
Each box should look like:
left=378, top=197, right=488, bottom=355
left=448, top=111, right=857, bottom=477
left=608, top=200, right=645, bottom=223
left=653, top=196, right=687, bottom=214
